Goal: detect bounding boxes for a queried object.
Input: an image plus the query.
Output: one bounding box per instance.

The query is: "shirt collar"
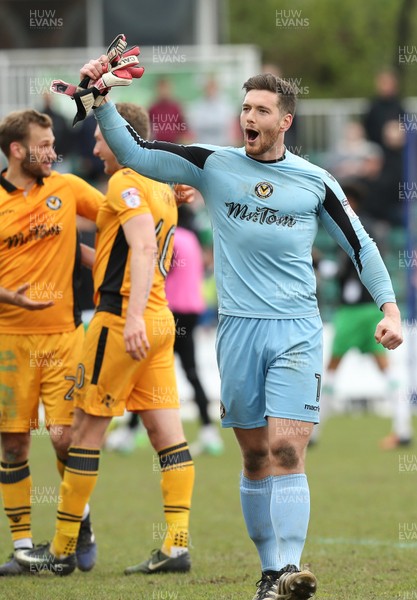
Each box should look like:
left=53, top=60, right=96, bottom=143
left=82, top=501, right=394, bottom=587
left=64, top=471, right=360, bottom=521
left=0, top=168, right=44, bottom=192
left=245, top=146, right=287, bottom=164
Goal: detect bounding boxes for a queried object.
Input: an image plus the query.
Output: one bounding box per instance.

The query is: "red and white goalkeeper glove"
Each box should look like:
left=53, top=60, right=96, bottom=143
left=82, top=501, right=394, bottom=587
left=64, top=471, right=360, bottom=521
left=50, top=34, right=145, bottom=125
left=70, top=53, right=144, bottom=125
left=106, top=33, right=128, bottom=65
left=50, top=33, right=129, bottom=98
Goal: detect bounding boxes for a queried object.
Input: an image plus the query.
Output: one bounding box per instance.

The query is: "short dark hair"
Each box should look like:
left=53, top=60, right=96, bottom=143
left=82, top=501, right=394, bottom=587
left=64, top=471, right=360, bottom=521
left=0, top=109, right=52, bottom=158
left=242, top=73, right=297, bottom=116
left=115, top=102, right=150, bottom=140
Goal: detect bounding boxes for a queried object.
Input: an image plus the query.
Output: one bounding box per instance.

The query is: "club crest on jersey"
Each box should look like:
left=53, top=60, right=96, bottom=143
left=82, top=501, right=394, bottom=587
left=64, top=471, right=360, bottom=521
left=46, top=196, right=62, bottom=210
left=255, top=181, right=273, bottom=199
left=121, top=187, right=141, bottom=208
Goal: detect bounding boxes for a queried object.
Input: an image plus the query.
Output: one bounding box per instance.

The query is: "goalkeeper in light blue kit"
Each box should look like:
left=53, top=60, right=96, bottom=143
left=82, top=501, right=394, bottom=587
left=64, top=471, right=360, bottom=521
left=19, top=42, right=403, bottom=600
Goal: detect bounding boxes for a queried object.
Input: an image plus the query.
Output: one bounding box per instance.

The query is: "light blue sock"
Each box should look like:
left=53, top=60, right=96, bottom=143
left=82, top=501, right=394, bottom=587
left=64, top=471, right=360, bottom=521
left=240, top=473, right=278, bottom=572
left=270, top=473, right=310, bottom=570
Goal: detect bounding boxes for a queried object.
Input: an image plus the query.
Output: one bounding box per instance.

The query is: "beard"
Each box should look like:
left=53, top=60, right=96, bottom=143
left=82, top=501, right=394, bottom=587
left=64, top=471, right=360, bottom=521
left=244, top=125, right=283, bottom=159
left=20, top=149, right=51, bottom=179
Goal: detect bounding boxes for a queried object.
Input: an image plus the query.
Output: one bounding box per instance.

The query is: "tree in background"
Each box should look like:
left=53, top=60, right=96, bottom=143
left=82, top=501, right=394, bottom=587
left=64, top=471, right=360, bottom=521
left=228, top=0, right=417, bottom=98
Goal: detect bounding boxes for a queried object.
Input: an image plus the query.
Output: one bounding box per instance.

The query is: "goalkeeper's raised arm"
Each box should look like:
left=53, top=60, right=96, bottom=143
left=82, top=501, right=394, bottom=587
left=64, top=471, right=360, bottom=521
left=79, top=59, right=215, bottom=190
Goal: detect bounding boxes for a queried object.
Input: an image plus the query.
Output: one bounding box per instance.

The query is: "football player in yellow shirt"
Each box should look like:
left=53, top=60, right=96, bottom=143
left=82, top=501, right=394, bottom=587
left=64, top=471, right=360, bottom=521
left=17, top=103, right=195, bottom=576
left=0, top=109, right=103, bottom=574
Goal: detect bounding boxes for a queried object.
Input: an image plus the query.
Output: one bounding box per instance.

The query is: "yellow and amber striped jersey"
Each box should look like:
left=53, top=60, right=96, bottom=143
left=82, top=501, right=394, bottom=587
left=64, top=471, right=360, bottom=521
left=0, top=170, right=103, bottom=334
left=93, top=168, right=177, bottom=317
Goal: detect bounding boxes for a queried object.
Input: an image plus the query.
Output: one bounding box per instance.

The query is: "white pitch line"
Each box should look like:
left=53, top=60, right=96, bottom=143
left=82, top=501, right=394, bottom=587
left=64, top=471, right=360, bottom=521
left=313, top=536, right=417, bottom=549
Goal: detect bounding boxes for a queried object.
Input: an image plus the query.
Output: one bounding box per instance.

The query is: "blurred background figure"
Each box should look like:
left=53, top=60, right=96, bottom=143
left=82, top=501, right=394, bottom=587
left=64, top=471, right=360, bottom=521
left=71, top=116, right=106, bottom=320
left=363, top=69, right=405, bottom=151
left=148, top=77, right=191, bottom=143
left=187, top=76, right=237, bottom=146
left=312, top=180, right=407, bottom=445
left=362, top=69, right=406, bottom=229
left=166, top=204, right=223, bottom=456
left=72, top=114, right=106, bottom=186
left=326, top=120, right=383, bottom=180
left=39, top=92, right=73, bottom=172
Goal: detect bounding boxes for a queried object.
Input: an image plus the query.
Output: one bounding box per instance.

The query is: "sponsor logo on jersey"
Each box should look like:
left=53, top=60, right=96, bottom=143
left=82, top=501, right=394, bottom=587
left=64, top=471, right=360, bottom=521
left=3, top=224, right=62, bottom=249
left=255, top=181, right=273, bottom=199
left=121, top=187, right=141, bottom=208
left=46, top=196, right=62, bottom=210
left=225, top=202, right=296, bottom=227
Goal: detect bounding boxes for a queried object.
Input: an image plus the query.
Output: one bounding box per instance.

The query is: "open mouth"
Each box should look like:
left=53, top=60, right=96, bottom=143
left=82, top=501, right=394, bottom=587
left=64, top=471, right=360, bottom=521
left=246, top=129, right=259, bottom=142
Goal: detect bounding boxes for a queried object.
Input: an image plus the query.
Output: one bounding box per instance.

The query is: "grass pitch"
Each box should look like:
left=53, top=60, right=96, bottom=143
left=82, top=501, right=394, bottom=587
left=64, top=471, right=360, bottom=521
left=1, top=414, right=416, bottom=600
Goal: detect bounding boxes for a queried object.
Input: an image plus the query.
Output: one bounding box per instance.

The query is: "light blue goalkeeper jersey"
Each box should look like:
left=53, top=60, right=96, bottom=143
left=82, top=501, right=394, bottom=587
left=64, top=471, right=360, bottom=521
left=96, top=102, right=396, bottom=319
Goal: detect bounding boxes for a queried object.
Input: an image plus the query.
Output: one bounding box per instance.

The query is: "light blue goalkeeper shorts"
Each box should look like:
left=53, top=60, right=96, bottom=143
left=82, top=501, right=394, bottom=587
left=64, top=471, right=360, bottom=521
left=215, top=315, right=323, bottom=429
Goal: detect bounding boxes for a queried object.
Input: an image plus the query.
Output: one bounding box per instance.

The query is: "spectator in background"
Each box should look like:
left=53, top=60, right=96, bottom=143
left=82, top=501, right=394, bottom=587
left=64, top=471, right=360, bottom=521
left=187, top=76, right=237, bottom=146
left=371, top=118, right=406, bottom=227
left=363, top=69, right=405, bottom=151
left=356, top=121, right=405, bottom=231
left=327, top=120, right=383, bottom=180
left=322, top=121, right=386, bottom=242
left=148, top=77, right=191, bottom=143
left=362, top=69, right=406, bottom=228
left=76, top=219, right=96, bottom=316
left=40, top=93, right=73, bottom=172
left=72, top=114, right=105, bottom=185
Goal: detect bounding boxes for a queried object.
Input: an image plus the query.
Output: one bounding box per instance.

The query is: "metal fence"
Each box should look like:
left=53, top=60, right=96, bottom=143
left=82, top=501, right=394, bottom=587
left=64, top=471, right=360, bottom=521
left=0, top=44, right=260, bottom=116
left=2, top=45, right=417, bottom=155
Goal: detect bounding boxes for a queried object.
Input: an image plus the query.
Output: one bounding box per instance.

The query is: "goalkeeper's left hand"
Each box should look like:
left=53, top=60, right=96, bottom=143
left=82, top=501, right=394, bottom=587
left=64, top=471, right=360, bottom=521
left=70, top=53, right=144, bottom=125
left=51, top=34, right=144, bottom=125
left=79, top=54, right=110, bottom=83
left=79, top=52, right=145, bottom=93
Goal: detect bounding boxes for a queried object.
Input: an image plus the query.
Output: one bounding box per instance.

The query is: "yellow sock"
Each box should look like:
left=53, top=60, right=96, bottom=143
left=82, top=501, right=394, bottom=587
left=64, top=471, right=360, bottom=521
left=0, top=460, right=32, bottom=543
left=158, top=442, right=194, bottom=556
left=52, top=447, right=100, bottom=557
left=56, top=457, right=66, bottom=479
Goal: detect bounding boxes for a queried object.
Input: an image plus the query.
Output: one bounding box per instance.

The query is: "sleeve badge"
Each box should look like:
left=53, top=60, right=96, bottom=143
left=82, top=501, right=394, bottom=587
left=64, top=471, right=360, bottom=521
left=121, top=187, right=141, bottom=208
